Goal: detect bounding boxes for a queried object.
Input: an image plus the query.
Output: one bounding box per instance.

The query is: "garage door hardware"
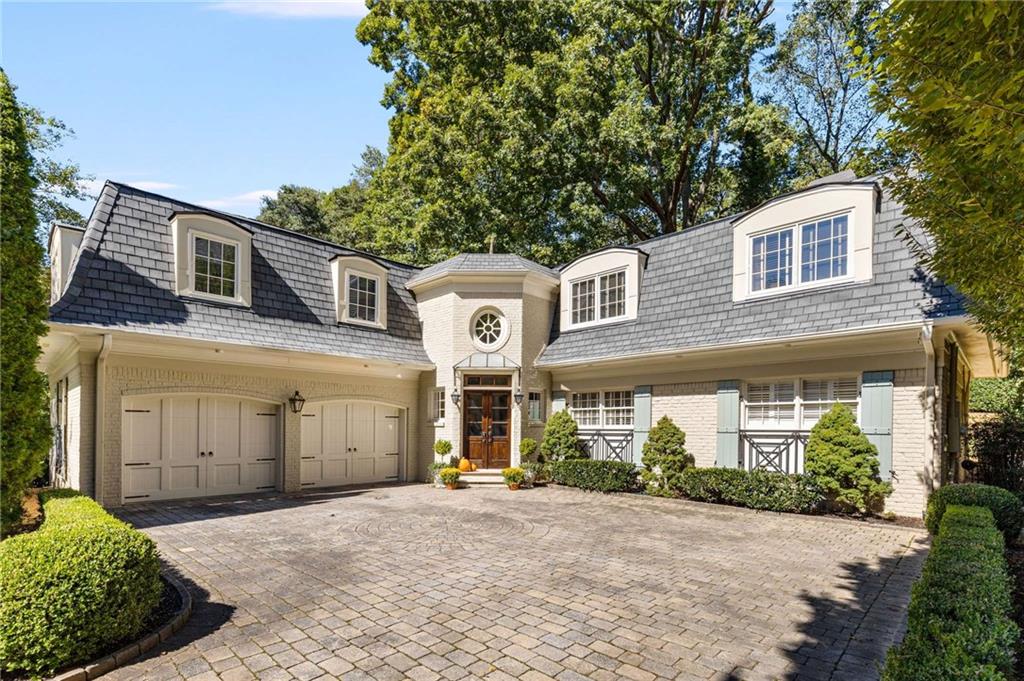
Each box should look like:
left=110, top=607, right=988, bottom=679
left=257, top=486, right=275, bottom=490
left=124, top=494, right=150, bottom=499
left=301, top=482, right=315, bottom=486
left=124, top=462, right=151, bottom=467
left=124, top=409, right=151, bottom=413
left=385, top=415, right=399, bottom=419
left=385, top=476, right=398, bottom=480
left=257, top=412, right=276, bottom=416
left=301, top=456, right=315, bottom=460
left=301, top=414, right=317, bottom=418
left=385, top=452, right=399, bottom=456
left=257, top=457, right=276, bottom=461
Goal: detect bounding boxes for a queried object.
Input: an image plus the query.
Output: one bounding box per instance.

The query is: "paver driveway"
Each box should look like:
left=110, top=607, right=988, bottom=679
left=109, top=484, right=927, bottom=681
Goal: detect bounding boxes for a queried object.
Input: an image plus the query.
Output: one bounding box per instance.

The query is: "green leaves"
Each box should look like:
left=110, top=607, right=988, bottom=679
left=640, top=415, right=693, bottom=496
left=804, top=403, right=891, bottom=514
left=540, top=409, right=586, bottom=461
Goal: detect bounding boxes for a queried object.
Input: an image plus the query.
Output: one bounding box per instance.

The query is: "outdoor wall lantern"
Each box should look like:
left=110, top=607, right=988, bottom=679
left=514, top=388, right=524, bottom=405
left=288, top=390, right=306, bottom=414
left=450, top=388, right=461, bottom=406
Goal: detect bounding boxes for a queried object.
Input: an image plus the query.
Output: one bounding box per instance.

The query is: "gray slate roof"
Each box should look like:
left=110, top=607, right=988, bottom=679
left=406, top=253, right=558, bottom=287
left=51, top=182, right=432, bottom=366
left=537, top=180, right=966, bottom=366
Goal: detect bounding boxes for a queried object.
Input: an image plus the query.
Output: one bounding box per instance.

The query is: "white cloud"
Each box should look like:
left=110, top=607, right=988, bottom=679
left=206, top=1, right=368, bottom=19
left=200, top=189, right=278, bottom=213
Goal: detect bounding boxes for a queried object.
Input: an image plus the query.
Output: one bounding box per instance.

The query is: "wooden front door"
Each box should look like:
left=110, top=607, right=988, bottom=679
left=464, top=391, right=511, bottom=469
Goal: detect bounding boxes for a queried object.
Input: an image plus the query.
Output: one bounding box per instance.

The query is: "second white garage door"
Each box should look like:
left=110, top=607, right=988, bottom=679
left=300, top=401, right=401, bottom=488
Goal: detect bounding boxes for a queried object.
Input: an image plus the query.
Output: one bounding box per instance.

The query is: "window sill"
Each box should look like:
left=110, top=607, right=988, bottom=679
left=338, top=318, right=387, bottom=331
left=429, top=419, right=445, bottom=428
left=179, top=293, right=250, bottom=309
left=733, top=278, right=867, bottom=306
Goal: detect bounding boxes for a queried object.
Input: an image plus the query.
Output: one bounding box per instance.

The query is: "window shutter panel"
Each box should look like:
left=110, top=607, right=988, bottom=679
left=633, top=386, right=652, bottom=464
left=861, top=371, right=894, bottom=481
left=716, top=381, right=741, bottom=468
left=551, top=391, right=566, bottom=414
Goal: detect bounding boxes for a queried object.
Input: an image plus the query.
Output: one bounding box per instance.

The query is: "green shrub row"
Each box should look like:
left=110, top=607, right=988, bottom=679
left=0, top=490, right=163, bottom=676
left=925, top=483, right=1024, bottom=544
left=548, top=459, right=638, bottom=492
left=883, top=505, right=1019, bottom=680
left=676, top=467, right=825, bottom=514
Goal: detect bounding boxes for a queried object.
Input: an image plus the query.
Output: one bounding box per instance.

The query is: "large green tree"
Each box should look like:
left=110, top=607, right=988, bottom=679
left=867, top=1, right=1024, bottom=349
left=1, top=70, right=52, bottom=532
left=21, top=105, right=93, bottom=235
left=356, top=0, right=774, bottom=265
left=765, top=0, right=886, bottom=183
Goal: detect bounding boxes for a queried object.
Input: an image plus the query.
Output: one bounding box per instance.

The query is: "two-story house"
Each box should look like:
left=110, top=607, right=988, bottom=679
left=40, top=172, right=1002, bottom=516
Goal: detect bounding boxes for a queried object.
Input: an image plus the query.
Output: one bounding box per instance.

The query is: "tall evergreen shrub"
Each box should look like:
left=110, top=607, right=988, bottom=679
left=804, top=403, right=891, bottom=513
left=540, top=410, right=586, bottom=461
left=641, top=415, right=692, bottom=496
left=0, top=70, right=51, bottom=533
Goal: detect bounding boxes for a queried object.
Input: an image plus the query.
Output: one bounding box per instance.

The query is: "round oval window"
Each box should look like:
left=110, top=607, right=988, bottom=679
left=472, top=309, right=507, bottom=350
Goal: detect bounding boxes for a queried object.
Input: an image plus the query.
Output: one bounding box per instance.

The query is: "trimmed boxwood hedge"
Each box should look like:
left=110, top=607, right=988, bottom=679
left=548, top=460, right=638, bottom=492
left=925, top=483, right=1024, bottom=543
left=676, top=467, right=824, bottom=514
left=0, top=490, right=162, bottom=676
left=882, top=505, right=1019, bottom=680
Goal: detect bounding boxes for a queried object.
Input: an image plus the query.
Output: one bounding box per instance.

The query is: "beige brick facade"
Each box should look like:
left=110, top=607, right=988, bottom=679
left=651, top=382, right=718, bottom=467
left=889, top=367, right=930, bottom=517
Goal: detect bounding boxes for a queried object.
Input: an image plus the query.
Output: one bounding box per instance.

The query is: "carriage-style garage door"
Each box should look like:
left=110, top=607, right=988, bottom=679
left=300, top=402, right=401, bottom=488
left=122, top=395, right=280, bottom=502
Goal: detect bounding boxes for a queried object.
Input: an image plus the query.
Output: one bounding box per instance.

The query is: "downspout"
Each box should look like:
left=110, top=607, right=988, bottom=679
left=93, top=334, right=112, bottom=504
left=920, top=323, right=938, bottom=493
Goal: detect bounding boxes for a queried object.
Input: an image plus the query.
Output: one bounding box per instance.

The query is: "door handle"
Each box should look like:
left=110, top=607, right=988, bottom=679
left=199, top=451, right=206, bottom=458
left=209, top=451, right=214, bottom=458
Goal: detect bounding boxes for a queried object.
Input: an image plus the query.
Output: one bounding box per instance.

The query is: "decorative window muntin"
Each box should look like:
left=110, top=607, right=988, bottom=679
left=599, top=271, right=626, bottom=320
left=470, top=308, right=509, bottom=351
left=571, top=279, right=595, bottom=325
left=528, top=391, right=544, bottom=422
left=569, top=389, right=634, bottom=428
left=800, top=214, right=848, bottom=283
left=751, top=228, right=793, bottom=293
left=745, top=377, right=860, bottom=430
left=347, top=273, right=379, bottom=323
left=193, top=234, right=238, bottom=299
left=430, top=388, right=445, bottom=422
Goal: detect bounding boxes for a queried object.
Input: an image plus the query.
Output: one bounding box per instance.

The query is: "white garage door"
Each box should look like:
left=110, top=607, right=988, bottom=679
left=122, top=395, right=280, bottom=502
left=300, top=401, right=401, bottom=488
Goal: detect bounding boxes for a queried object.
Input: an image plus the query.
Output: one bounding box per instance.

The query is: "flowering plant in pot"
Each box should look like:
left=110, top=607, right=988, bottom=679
left=439, top=467, right=461, bottom=490
left=502, top=466, right=526, bottom=491
left=519, top=438, right=539, bottom=487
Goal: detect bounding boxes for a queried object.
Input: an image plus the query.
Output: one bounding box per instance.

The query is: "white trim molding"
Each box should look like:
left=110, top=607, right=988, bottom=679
left=170, top=212, right=252, bottom=307
left=331, top=255, right=388, bottom=330
left=731, top=183, right=877, bottom=302
left=559, top=247, right=647, bottom=331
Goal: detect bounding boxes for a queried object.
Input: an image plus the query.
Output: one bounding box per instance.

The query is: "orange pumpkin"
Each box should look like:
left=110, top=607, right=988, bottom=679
left=471, top=463, right=478, bottom=471
left=458, top=457, right=472, bottom=472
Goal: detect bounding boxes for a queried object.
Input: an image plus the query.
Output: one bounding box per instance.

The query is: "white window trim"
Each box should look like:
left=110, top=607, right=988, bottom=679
left=745, top=209, right=855, bottom=300
left=189, top=231, right=244, bottom=305
left=569, top=267, right=629, bottom=330
left=429, top=387, right=446, bottom=425
left=346, top=271, right=382, bottom=327
left=527, top=390, right=545, bottom=425
left=569, top=388, right=635, bottom=430
left=470, top=307, right=510, bottom=352
left=331, top=256, right=388, bottom=330
left=742, top=376, right=862, bottom=431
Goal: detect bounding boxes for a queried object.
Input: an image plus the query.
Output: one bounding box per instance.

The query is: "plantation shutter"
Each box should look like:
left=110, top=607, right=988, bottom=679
left=633, top=386, right=652, bottom=465
left=861, top=371, right=895, bottom=481
left=551, top=391, right=566, bottom=414
left=716, top=380, right=741, bottom=468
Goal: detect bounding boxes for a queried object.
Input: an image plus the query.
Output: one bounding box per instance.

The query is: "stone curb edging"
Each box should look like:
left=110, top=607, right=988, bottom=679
left=48, top=571, right=193, bottom=681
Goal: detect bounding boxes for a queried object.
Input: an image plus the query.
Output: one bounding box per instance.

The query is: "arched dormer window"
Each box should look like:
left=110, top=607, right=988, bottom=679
left=731, top=183, right=878, bottom=302
left=170, top=211, right=253, bottom=307
left=330, top=255, right=388, bottom=330
left=559, top=247, right=647, bottom=331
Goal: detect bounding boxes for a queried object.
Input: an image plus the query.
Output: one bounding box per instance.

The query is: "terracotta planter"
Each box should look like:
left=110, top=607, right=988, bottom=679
left=507, top=483, right=521, bottom=491
left=445, top=482, right=458, bottom=490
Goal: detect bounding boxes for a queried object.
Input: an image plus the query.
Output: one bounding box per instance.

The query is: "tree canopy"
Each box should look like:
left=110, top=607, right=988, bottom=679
left=867, top=1, right=1024, bottom=350
left=20, top=104, right=93, bottom=235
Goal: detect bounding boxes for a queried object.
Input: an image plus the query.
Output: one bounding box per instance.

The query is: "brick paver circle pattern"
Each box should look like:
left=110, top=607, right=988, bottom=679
left=109, top=484, right=927, bottom=681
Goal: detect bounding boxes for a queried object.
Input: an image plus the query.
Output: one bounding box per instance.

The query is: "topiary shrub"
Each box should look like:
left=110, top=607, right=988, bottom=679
left=548, top=460, right=638, bottom=492
left=540, top=410, right=586, bottom=461
left=640, top=416, right=693, bottom=496
left=677, top=467, right=824, bottom=514
left=433, top=439, right=453, bottom=458
left=804, top=404, right=891, bottom=514
left=0, top=490, right=162, bottom=676
left=519, top=437, right=538, bottom=462
left=883, top=505, right=1018, bottom=680
left=925, top=483, right=1024, bottom=544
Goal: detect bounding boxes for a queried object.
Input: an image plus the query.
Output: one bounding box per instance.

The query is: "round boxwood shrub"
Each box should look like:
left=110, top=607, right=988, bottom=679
left=540, top=410, right=586, bottom=461
left=925, top=483, right=1024, bottom=543
left=0, top=491, right=162, bottom=676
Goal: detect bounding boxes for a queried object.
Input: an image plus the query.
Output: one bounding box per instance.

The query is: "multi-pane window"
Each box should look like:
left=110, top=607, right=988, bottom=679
left=599, top=271, right=626, bottom=319
left=193, top=236, right=237, bottom=298
left=528, top=391, right=543, bottom=422
left=430, top=388, right=445, bottom=421
left=347, top=274, right=378, bottom=323
left=751, top=229, right=793, bottom=292
left=571, top=269, right=627, bottom=326
left=745, top=378, right=860, bottom=429
left=801, top=215, right=848, bottom=283
left=571, top=279, right=595, bottom=325
left=569, top=390, right=634, bottom=428
left=750, top=212, right=852, bottom=294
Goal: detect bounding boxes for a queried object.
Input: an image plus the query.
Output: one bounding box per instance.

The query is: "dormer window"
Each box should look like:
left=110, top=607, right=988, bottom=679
left=170, top=211, right=252, bottom=306
left=331, top=255, right=388, bottom=329
left=731, top=183, right=876, bottom=302
left=560, top=248, right=646, bottom=331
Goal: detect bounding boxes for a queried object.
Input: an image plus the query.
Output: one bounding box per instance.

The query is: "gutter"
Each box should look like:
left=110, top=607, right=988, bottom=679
left=94, top=334, right=112, bottom=503
left=920, top=322, right=938, bottom=493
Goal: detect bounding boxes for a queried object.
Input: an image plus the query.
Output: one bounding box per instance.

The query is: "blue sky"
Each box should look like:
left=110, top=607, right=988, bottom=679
left=4, top=1, right=795, bottom=220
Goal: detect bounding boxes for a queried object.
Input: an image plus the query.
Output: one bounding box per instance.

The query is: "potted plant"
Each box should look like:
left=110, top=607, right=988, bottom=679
left=502, top=466, right=525, bottom=491
left=439, top=467, right=461, bottom=490
left=427, top=461, right=447, bottom=488
left=430, top=440, right=453, bottom=486
left=522, top=461, right=546, bottom=486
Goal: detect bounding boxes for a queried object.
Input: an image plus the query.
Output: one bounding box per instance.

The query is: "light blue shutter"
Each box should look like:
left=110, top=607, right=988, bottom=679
left=633, top=386, right=652, bottom=464
left=861, top=371, right=894, bottom=481
left=551, top=391, right=566, bottom=414
left=716, top=381, right=741, bottom=468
